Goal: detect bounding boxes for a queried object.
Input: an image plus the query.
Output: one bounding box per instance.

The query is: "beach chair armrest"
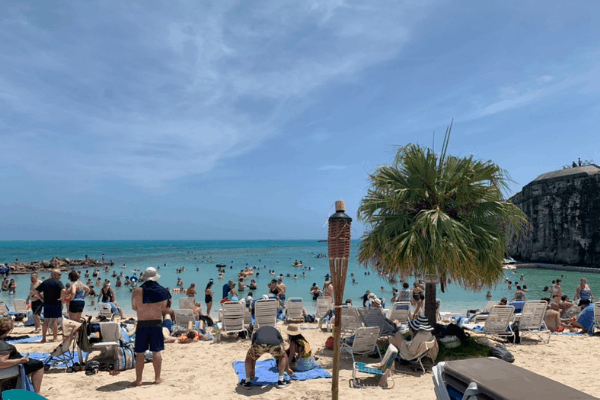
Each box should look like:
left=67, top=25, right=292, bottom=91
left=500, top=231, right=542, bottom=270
left=462, top=382, right=480, bottom=400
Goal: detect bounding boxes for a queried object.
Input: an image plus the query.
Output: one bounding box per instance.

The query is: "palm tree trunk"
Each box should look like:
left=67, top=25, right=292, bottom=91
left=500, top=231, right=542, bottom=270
left=425, top=282, right=437, bottom=329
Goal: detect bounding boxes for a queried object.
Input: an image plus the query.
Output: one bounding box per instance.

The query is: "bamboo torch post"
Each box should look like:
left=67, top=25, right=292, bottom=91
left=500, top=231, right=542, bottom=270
left=328, top=200, right=352, bottom=400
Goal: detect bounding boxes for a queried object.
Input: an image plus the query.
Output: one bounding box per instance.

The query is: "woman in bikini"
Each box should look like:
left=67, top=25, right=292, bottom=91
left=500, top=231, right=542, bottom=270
left=204, top=280, right=214, bottom=317
left=412, top=282, right=424, bottom=316
left=186, top=283, right=197, bottom=298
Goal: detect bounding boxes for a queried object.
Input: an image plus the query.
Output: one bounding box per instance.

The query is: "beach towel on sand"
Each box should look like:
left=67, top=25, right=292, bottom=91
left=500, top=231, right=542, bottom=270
left=26, top=351, right=88, bottom=368
left=233, top=359, right=331, bottom=386
left=6, top=336, right=43, bottom=344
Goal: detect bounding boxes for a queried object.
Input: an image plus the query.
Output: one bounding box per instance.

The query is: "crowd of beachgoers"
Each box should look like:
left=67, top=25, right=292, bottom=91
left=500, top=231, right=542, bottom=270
left=0, top=259, right=599, bottom=398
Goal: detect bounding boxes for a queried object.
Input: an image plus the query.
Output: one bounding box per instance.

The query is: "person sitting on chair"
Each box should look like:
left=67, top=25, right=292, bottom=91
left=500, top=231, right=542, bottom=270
left=389, top=315, right=438, bottom=362
left=0, top=318, right=45, bottom=393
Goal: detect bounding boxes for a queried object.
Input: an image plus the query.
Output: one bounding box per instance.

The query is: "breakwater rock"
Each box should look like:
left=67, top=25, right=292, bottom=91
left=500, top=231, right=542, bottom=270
left=509, top=165, right=600, bottom=267
left=3, top=257, right=110, bottom=274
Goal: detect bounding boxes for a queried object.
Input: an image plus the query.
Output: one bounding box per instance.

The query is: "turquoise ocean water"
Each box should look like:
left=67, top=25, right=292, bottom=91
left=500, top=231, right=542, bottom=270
left=0, top=240, right=598, bottom=316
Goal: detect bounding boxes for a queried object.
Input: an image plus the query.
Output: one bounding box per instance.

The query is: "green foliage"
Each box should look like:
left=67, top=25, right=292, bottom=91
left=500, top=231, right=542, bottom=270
left=436, top=337, right=491, bottom=361
left=357, top=122, right=528, bottom=289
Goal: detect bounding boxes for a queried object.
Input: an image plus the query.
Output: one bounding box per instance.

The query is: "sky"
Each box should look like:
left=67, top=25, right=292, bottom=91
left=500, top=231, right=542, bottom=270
left=1, top=1, right=599, bottom=240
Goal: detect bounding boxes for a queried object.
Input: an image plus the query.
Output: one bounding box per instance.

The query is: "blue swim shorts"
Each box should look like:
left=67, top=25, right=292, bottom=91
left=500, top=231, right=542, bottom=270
left=43, top=304, right=62, bottom=319
left=134, top=320, right=165, bottom=353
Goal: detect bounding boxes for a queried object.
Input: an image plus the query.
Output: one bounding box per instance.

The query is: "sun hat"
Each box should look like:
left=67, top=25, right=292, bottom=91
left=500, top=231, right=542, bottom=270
left=140, top=267, right=160, bottom=282
left=372, top=298, right=382, bottom=306
left=282, top=324, right=301, bottom=336
left=409, top=315, right=434, bottom=332
left=368, top=293, right=376, bottom=299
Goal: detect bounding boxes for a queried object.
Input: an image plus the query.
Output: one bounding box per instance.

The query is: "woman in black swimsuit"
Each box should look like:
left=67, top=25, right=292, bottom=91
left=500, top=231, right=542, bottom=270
left=205, top=281, right=214, bottom=317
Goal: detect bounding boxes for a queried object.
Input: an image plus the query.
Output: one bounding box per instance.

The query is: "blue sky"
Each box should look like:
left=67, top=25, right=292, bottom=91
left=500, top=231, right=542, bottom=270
left=1, top=1, right=599, bottom=240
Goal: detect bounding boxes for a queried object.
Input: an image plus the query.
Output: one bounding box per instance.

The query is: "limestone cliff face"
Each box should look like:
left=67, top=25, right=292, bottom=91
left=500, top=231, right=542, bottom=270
left=509, top=165, right=600, bottom=267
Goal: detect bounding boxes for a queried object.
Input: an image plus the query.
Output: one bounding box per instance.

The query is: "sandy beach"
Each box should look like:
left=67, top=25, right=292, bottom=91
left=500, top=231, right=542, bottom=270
left=8, top=321, right=599, bottom=400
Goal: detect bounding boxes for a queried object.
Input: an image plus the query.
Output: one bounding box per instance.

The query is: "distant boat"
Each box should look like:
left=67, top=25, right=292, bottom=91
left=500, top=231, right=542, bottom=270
left=318, top=240, right=328, bottom=242
left=216, top=264, right=226, bottom=268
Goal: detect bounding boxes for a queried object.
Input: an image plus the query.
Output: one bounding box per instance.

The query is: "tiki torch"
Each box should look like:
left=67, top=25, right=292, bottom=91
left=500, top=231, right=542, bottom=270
left=328, top=200, right=352, bottom=400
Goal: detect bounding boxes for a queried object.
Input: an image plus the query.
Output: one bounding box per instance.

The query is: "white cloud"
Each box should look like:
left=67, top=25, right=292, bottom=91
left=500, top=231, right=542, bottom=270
left=0, top=1, right=434, bottom=188
left=537, top=75, right=554, bottom=84
left=319, top=165, right=347, bottom=171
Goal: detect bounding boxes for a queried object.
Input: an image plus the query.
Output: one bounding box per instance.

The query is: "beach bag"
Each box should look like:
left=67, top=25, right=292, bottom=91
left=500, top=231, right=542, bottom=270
left=489, top=344, right=514, bottom=363
left=325, top=336, right=335, bottom=350
left=304, top=314, right=315, bottom=323
left=510, top=322, right=521, bottom=344
left=438, top=335, right=461, bottom=349
left=446, top=323, right=470, bottom=347
left=113, top=343, right=136, bottom=371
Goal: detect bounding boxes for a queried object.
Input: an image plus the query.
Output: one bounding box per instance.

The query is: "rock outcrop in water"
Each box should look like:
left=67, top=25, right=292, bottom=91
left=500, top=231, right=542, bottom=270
left=509, top=165, right=600, bottom=267
left=2, top=257, right=110, bottom=274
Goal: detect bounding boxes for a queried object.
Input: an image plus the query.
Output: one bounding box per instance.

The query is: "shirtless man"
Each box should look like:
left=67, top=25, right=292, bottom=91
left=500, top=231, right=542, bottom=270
left=323, top=281, right=334, bottom=299
left=26, top=273, right=43, bottom=333
left=277, top=279, right=286, bottom=307
left=541, top=298, right=569, bottom=332
left=129, top=267, right=171, bottom=386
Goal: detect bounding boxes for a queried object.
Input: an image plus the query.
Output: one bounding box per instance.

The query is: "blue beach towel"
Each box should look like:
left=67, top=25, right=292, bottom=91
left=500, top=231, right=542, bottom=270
left=301, top=327, right=317, bottom=330
left=232, top=359, right=331, bottom=386
left=6, top=336, right=42, bottom=344
left=26, top=351, right=88, bottom=367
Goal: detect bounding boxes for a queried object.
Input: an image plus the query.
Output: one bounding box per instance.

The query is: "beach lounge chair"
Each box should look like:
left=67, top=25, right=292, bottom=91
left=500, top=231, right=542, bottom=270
left=359, top=308, right=397, bottom=337
left=12, top=300, right=27, bottom=316
left=85, top=321, right=122, bottom=363
left=350, top=344, right=397, bottom=389
left=174, top=309, right=196, bottom=330
left=470, top=301, right=499, bottom=323
left=215, top=301, right=247, bottom=343
left=388, top=302, right=411, bottom=324
left=316, top=297, right=333, bottom=329
left=433, top=357, right=597, bottom=400
left=97, top=303, right=117, bottom=321
left=326, top=305, right=362, bottom=333
left=483, top=305, right=515, bottom=343
left=286, top=297, right=304, bottom=322
left=254, top=299, right=278, bottom=328
left=0, top=366, right=20, bottom=393
left=179, top=297, right=195, bottom=310
left=518, top=300, right=551, bottom=344
left=343, top=326, right=381, bottom=363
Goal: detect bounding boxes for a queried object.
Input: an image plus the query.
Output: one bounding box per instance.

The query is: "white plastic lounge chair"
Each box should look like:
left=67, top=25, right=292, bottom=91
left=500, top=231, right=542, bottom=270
left=359, top=308, right=397, bottom=336
left=254, top=299, right=278, bottom=328
left=340, top=306, right=362, bottom=334
left=519, top=300, right=551, bottom=343
left=174, top=309, right=196, bottom=330
left=179, top=297, right=195, bottom=310
left=316, top=297, right=333, bottom=329
left=85, top=321, right=122, bottom=362
left=343, top=326, right=381, bottom=363
left=433, top=357, right=598, bottom=400
left=388, top=302, right=411, bottom=324
left=98, top=303, right=117, bottom=321
left=483, top=305, right=515, bottom=343
left=12, top=300, right=27, bottom=315
left=350, top=344, right=397, bottom=389
left=593, top=302, right=600, bottom=334
left=215, top=301, right=247, bottom=343
left=286, top=297, right=304, bottom=321
left=471, top=301, right=499, bottom=323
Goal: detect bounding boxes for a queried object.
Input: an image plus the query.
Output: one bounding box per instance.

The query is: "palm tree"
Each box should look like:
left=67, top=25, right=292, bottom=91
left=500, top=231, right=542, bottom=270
left=357, top=125, right=528, bottom=327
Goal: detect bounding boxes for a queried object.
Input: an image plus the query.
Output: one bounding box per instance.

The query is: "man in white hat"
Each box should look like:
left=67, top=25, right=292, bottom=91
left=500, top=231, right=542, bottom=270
left=389, top=315, right=438, bottom=361
left=130, top=267, right=171, bottom=386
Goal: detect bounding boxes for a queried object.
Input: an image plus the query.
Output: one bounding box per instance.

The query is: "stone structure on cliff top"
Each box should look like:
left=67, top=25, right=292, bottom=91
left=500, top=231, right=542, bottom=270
left=509, top=164, right=600, bottom=267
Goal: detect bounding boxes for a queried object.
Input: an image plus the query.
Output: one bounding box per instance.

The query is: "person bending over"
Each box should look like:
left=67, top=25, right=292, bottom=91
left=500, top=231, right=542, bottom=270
left=240, top=326, right=291, bottom=390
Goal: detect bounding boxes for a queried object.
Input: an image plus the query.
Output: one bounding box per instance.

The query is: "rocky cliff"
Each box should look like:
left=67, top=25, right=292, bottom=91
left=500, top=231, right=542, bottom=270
left=509, top=165, right=600, bottom=267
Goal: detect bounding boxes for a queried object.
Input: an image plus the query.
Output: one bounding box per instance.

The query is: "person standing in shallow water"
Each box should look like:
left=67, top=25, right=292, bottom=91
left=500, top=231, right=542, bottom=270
left=128, top=267, right=171, bottom=386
